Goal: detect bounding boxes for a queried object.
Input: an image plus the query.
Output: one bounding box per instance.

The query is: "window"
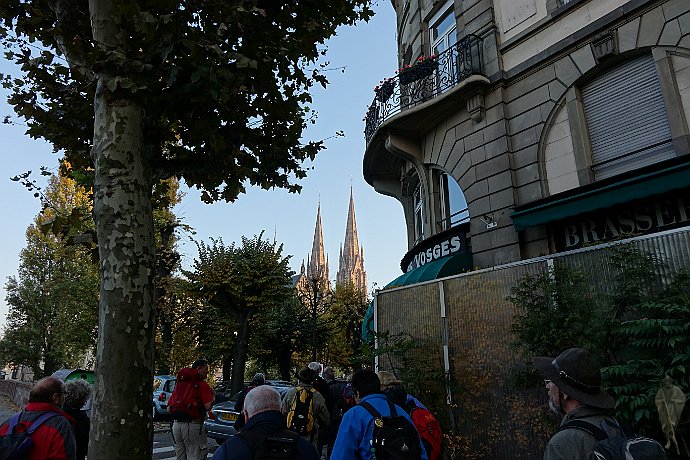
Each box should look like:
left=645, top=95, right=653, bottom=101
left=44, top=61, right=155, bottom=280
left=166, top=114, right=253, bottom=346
left=582, top=55, right=675, bottom=180
left=430, top=6, right=457, bottom=56
left=430, top=4, right=459, bottom=94
left=439, top=173, right=469, bottom=230
left=414, top=185, right=424, bottom=242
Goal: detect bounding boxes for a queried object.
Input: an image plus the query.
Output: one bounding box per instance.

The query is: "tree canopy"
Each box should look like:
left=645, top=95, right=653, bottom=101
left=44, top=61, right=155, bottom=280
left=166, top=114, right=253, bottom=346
left=0, top=1, right=373, bottom=457
left=187, top=233, right=293, bottom=394
left=0, top=174, right=99, bottom=377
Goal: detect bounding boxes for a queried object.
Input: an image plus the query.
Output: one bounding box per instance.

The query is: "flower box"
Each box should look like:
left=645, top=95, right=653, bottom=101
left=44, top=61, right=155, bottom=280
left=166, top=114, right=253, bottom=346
left=398, top=59, right=438, bottom=85
left=376, top=79, right=395, bottom=103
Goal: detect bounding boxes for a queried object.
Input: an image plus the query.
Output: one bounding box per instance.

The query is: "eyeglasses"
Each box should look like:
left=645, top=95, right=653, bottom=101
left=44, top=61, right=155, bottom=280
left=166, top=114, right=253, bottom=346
left=543, top=379, right=552, bottom=385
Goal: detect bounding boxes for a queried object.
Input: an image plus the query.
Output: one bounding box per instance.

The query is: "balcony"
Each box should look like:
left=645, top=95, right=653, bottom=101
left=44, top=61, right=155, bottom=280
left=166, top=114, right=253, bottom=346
left=364, top=34, right=484, bottom=145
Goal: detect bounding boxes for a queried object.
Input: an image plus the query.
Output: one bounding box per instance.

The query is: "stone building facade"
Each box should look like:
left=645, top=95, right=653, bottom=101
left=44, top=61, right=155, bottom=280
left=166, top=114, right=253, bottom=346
left=364, top=0, right=690, bottom=274
left=337, top=189, right=367, bottom=294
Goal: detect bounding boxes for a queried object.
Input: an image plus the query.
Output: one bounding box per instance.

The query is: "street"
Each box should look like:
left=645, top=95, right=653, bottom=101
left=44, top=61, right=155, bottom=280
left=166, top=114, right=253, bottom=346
left=153, top=430, right=219, bottom=459
left=1, top=395, right=221, bottom=459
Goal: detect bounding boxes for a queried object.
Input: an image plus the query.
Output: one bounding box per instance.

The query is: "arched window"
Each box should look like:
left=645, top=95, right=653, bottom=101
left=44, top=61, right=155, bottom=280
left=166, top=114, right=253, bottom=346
left=439, top=173, right=468, bottom=230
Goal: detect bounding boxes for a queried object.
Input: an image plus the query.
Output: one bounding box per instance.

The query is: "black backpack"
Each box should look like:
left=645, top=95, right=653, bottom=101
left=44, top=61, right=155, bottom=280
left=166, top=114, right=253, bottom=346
left=238, top=429, right=300, bottom=460
left=0, top=411, right=60, bottom=460
left=559, top=419, right=668, bottom=460
left=359, top=400, right=422, bottom=460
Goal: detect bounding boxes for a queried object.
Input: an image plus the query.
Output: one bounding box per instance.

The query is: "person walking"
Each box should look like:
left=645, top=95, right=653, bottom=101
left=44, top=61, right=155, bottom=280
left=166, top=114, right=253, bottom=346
left=0, top=376, right=76, bottom=460
left=62, top=379, right=92, bottom=460
left=323, top=366, right=345, bottom=459
left=233, top=372, right=265, bottom=432
left=282, top=367, right=330, bottom=451
left=330, top=369, right=428, bottom=460
left=534, top=348, right=624, bottom=460
left=170, top=359, right=215, bottom=460
left=212, top=385, right=320, bottom=460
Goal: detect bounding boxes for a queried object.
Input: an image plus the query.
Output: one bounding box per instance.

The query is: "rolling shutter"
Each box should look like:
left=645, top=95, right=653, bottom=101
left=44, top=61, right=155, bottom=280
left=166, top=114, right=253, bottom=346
left=582, top=55, right=674, bottom=180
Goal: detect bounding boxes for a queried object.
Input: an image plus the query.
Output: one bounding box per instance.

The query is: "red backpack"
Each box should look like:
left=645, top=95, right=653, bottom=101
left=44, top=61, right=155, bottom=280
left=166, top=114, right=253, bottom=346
left=167, top=368, right=204, bottom=421
left=406, top=401, right=443, bottom=460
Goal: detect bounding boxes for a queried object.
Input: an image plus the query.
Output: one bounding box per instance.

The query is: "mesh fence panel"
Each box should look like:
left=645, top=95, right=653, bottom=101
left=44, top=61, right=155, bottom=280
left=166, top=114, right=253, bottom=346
left=374, top=227, right=690, bottom=459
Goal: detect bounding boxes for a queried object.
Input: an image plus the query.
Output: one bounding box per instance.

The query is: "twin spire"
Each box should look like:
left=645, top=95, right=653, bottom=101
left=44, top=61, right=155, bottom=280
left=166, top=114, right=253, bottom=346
left=304, top=188, right=367, bottom=294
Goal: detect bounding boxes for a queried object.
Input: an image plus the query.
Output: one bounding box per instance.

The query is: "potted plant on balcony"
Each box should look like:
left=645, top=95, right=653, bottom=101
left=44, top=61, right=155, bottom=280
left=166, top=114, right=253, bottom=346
left=375, top=78, right=395, bottom=103
left=398, top=55, right=438, bottom=85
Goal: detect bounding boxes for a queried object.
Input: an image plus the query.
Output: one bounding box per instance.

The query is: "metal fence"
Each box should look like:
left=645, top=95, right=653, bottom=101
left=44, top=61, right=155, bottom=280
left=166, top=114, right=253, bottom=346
left=374, top=226, right=690, bottom=459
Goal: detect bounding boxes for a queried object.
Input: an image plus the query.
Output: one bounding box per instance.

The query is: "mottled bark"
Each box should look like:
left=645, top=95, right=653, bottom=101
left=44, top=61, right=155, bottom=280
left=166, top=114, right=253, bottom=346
left=231, top=314, right=251, bottom=395
left=87, top=1, right=156, bottom=458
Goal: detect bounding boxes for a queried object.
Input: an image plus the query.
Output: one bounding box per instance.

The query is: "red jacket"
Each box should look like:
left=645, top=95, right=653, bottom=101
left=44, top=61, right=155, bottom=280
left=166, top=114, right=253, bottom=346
left=0, top=402, right=77, bottom=460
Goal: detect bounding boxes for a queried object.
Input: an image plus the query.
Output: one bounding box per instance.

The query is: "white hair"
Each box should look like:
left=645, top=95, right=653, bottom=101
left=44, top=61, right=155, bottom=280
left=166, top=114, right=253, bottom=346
left=243, top=385, right=281, bottom=418
left=308, top=362, right=321, bottom=373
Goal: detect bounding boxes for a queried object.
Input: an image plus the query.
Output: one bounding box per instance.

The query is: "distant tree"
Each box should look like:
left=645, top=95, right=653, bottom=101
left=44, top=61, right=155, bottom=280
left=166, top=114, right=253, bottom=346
left=187, top=233, right=293, bottom=394
left=296, top=274, right=334, bottom=362
left=326, top=281, right=369, bottom=369
left=0, top=175, right=98, bottom=377
left=251, top=294, right=310, bottom=381
left=0, top=1, right=373, bottom=456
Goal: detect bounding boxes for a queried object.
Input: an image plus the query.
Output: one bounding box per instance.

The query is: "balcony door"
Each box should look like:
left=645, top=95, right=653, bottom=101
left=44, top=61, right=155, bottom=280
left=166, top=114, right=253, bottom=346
left=430, top=4, right=458, bottom=93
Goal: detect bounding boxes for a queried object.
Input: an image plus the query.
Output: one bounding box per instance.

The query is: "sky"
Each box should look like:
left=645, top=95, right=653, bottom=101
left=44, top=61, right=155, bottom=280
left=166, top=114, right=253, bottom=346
left=0, top=3, right=407, bottom=327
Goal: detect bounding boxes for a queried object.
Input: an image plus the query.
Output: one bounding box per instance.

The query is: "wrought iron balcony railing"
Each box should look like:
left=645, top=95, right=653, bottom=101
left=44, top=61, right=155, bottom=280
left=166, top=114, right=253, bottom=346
left=364, top=34, right=484, bottom=144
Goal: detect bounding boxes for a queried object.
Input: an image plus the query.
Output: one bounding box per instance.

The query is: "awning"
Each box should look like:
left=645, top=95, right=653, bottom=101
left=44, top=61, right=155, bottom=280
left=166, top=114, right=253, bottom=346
left=511, top=159, right=690, bottom=231
left=385, top=252, right=472, bottom=288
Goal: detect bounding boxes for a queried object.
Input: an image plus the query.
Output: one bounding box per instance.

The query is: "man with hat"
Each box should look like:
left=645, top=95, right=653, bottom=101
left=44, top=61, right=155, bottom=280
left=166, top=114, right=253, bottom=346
left=281, top=367, right=330, bottom=451
left=534, top=348, right=622, bottom=460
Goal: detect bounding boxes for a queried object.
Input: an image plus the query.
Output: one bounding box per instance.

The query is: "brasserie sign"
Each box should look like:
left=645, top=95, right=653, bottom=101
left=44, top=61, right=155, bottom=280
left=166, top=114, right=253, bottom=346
left=554, top=194, right=689, bottom=251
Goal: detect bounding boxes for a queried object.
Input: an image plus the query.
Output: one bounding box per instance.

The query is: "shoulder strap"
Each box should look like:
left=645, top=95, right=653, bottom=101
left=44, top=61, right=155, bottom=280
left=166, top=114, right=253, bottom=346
left=558, top=420, right=608, bottom=441
left=359, top=401, right=385, bottom=420
left=28, top=412, right=60, bottom=434
left=7, top=411, right=59, bottom=435
left=238, top=430, right=267, bottom=456
left=387, top=400, right=397, bottom=417
left=7, top=412, right=22, bottom=433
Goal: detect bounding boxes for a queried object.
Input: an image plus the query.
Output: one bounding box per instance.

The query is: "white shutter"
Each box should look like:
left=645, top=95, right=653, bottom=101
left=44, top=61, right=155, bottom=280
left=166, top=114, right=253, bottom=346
left=582, top=55, right=674, bottom=179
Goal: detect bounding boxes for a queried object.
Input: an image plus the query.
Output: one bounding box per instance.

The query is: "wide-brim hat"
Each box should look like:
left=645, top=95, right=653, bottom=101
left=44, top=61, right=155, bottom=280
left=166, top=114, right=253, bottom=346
left=297, top=367, right=315, bottom=383
left=533, top=348, right=615, bottom=410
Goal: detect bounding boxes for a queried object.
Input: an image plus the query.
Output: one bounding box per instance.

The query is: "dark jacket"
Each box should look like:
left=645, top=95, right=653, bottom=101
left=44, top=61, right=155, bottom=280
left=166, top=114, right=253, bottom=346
left=544, top=405, right=624, bottom=460
left=0, top=402, right=76, bottom=460
left=62, top=406, right=89, bottom=460
left=212, top=410, right=320, bottom=460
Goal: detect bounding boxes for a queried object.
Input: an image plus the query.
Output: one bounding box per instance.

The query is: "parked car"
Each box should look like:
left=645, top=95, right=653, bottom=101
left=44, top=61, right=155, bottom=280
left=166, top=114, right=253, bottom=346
left=205, top=381, right=293, bottom=444
left=152, top=375, right=176, bottom=419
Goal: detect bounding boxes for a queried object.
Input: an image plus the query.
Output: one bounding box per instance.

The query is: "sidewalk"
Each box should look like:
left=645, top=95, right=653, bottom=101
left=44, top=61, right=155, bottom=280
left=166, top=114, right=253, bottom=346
left=0, top=394, right=20, bottom=424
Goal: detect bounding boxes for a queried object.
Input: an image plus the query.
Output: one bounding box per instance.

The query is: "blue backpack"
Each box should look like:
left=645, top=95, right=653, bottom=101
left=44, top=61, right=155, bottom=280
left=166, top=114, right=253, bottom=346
left=0, top=411, right=60, bottom=460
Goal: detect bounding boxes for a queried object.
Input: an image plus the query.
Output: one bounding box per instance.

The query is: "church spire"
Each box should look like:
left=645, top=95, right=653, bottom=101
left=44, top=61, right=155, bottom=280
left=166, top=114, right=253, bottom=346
left=307, top=203, right=330, bottom=286
left=337, top=187, right=367, bottom=295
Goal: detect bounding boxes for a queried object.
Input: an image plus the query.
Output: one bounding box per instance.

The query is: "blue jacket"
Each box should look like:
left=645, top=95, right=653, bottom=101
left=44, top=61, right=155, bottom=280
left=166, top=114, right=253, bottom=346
left=330, top=393, right=429, bottom=460
left=212, top=410, right=319, bottom=460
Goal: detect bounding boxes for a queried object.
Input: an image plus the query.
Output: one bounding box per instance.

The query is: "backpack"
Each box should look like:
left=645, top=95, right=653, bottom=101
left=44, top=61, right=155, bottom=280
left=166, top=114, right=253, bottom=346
left=359, top=400, right=422, bottom=460
left=0, top=411, right=59, bottom=460
left=559, top=419, right=668, bottom=460
left=167, top=367, right=204, bottom=421
left=238, top=429, right=300, bottom=460
left=405, top=401, right=443, bottom=460
left=286, top=387, right=315, bottom=436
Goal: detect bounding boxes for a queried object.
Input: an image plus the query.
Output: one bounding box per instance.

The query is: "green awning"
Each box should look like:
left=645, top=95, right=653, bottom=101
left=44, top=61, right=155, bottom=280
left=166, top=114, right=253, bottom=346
left=511, top=160, right=690, bottom=231
left=385, top=252, right=472, bottom=288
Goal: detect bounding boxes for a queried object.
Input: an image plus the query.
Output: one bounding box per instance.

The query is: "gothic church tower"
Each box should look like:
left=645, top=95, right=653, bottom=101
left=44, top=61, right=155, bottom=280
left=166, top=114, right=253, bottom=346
left=306, top=203, right=331, bottom=290
left=337, top=188, right=367, bottom=294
